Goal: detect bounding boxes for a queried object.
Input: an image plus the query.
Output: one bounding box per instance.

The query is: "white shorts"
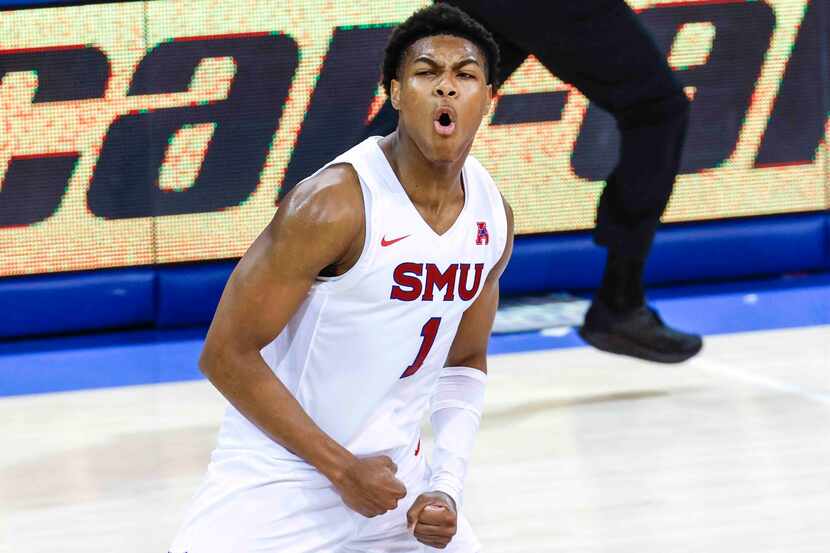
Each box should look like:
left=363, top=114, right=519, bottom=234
left=169, top=449, right=481, bottom=553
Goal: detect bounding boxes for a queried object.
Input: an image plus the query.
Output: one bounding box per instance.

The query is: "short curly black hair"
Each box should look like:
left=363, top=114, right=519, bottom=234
left=382, top=4, right=500, bottom=98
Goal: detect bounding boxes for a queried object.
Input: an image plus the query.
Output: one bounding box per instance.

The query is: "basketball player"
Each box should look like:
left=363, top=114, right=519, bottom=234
left=366, top=0, right=703, bottom=364
left=169, top=5, right=511, bottom=552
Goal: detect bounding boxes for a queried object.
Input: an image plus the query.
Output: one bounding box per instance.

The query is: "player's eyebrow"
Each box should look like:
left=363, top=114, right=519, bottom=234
left=411, top=55, right=483, bottom=70
left=411, top=55, right=440, bottom=68
left=453, top=57, right=482, bottom=70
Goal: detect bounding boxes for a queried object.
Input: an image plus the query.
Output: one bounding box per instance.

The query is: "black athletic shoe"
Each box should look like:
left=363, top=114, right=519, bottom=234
left=578, top=299, right=703, bottom=363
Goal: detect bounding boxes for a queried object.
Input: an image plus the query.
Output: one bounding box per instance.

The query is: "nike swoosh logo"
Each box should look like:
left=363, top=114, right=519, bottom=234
left=381, top=234, right=411, bottom=247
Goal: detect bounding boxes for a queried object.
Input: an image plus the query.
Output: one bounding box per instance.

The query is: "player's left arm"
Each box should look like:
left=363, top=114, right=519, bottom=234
left=407, top=197, right=514, bottom=549
left=445, top=197, right=514, bottom=372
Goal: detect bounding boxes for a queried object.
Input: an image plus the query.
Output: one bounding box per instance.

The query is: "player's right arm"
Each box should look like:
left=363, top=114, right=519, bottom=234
left=199, top=164, right=406, bottom=518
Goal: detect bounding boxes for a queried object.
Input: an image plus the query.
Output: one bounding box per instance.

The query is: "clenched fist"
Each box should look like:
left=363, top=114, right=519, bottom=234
left=332, top=455, right=407, bottom=517
left=406, top=491, right=458, bottom=549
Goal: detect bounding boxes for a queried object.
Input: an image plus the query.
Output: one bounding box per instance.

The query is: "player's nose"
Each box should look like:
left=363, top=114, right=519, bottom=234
left=434, top=77, right=457, bottom=98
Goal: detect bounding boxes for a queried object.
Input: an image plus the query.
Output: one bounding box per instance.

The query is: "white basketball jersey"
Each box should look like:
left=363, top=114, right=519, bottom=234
left=214, top=136, right=507, bottom=476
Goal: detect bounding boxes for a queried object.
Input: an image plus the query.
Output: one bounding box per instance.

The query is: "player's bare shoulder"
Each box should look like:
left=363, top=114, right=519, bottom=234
left=267, top=163, right=366, bottom=278
left=278, top=163, right=363, bottom=232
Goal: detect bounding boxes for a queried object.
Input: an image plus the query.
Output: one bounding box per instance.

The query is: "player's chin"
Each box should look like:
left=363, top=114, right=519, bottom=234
left=427, top=135, right=471, bottom=162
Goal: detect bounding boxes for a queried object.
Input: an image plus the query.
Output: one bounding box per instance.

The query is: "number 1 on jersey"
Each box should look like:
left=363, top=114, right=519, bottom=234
left=400, top=317, right=441, bottom=378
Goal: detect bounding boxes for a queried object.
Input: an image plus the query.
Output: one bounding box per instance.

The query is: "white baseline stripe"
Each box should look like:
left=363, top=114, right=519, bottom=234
left=689, top=357, right=830, bottom=406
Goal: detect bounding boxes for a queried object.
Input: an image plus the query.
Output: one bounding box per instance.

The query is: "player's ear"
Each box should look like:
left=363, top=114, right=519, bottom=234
left=390, top=79, right=401, bottom=110
left=482, top=83, right=493, bottom=116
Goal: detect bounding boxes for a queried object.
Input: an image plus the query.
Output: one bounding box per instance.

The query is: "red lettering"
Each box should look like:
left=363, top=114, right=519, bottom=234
left=400, top=317, right=441, bottom=378
left=390, top=262, right=423, bottom=301
left=458, top=263, right=484, bottom=301
left=423, top=263, right=458, bottom=301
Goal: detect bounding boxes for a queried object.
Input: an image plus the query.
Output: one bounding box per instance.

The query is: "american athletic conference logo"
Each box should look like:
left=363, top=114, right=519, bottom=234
left=476, top=222, right=489, bottom=245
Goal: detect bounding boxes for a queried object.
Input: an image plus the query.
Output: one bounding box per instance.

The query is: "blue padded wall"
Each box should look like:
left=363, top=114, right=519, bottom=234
left=499, top=213, right=828, bottom=296
left=500, top=233, right=605, bottom=296
left=0, top=213, right=827, bottom=338
left=825, top=211, right=830, bottom=269
left=0, top=270, right=155, bottom=339
left=645, top=214, right=828, bottom=283
left=156, top=263, right=235, bottom=328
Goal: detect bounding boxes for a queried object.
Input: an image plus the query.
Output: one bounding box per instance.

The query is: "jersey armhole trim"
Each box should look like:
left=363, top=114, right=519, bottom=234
left=313, top=168, right=375, bottom=293
left=496, top=192, right=510, bottom=264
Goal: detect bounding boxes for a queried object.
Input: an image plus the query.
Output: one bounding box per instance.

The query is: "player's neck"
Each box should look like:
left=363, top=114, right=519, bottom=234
left=379, top=130, right=467, bottom=212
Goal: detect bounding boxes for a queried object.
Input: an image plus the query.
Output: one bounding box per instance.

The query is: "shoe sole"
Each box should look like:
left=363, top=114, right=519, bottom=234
left=577, top=327, right=702, bottom=364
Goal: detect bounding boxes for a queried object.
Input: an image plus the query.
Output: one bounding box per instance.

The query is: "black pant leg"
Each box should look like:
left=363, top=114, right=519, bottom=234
left=450, top=0, right=690, bottom=258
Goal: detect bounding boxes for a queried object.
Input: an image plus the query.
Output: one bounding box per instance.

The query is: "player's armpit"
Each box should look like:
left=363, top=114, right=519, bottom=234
left=444, top=198, right=514, bottom=371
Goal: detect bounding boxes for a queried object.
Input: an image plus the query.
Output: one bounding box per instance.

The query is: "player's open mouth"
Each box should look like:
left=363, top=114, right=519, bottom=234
left=434, top=108, right=456, bottom=136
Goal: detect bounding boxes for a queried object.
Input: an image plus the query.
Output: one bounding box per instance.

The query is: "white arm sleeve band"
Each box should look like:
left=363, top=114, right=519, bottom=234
left=428, top=366, right=487, bottom=508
